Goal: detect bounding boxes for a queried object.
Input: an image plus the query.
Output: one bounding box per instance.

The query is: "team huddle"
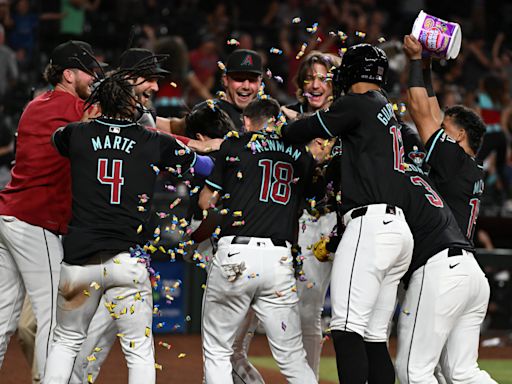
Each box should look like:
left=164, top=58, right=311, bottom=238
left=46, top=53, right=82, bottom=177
left=0, top=33, right=498, bottom=384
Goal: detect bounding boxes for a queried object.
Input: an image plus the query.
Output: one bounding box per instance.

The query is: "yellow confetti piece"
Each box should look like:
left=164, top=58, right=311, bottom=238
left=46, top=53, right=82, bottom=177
left=170, top=81, right=177, bottom=87
left=116, top=333, right=124, bottom=338
left=201, top=284, right=206, bottom=289
left=378, top=36, right=386, bottom=43
left=178, top=353, right=187, bottom=359
left=87, top=373, right=93, bottom=383
left=86, top=354, right=96, bottom=362
left=93, top=347, right=102, bottom=353
left=120, top=307, right=127, bottom=315
left=90, top=281, right=100, bottom=290
left=155, top=363, right=163, bottom=370
left=130, top=340, right=135, bottom=348
left=137, top=224, right=143, bottom=234
left=145, top=327, right=151, bottom=337
left=113, top=258, right=121, bottom=264
left=83, top=290, right=90, bottom=296
left=134, top=292, right=142, bottom=301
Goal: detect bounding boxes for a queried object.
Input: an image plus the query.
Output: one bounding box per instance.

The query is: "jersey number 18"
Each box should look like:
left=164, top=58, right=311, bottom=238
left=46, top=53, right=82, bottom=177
left=258, top=159, right=294, bottom=205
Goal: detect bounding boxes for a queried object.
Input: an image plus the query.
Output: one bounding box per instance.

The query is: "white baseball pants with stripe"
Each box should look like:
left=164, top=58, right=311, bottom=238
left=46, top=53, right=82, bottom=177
left=44, top=252, right=155, bottom=384
left=0, top=215, right=62, bottom=381
left=396, top=249, right=497, bottom=384
left=330, top=204, right=413, bottom=341
left=202, top=236, right=316, bottom=384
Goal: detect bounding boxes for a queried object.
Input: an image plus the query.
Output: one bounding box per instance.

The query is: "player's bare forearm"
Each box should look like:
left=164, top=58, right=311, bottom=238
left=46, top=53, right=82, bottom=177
left=188, top=138, right=223, bottom=153
left=156, top=116, right=186, bottom=135
left=407, top=87, right=439, bottom=143
left=199, top=185, right=219, bottom=211
left=422, top=58, right=443, bottom=126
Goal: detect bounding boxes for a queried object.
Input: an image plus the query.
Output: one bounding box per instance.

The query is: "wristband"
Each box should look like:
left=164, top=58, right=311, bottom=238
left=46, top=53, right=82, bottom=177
left=422, top=67, right=435, bottom=97
left=408, top=60, right=425, bottom=89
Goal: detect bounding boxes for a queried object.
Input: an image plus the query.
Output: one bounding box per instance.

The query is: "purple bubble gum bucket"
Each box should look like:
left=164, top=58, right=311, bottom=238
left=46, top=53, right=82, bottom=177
left=412, top=10, right=462, bottom=60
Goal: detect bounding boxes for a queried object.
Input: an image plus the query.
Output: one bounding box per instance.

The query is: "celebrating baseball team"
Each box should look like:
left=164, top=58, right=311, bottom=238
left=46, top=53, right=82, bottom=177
left=0, top=10, right=500, bottom=384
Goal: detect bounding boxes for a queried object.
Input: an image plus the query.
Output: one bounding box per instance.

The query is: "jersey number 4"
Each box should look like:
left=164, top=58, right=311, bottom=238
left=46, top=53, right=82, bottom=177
left=97, top=158, right=124, bottom=204
left=258, top=159, right=293, bottom=205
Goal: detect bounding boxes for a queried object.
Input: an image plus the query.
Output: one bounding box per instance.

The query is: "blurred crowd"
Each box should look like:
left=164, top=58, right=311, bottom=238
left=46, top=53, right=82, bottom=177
left=0, top=0, right=511, bottom=217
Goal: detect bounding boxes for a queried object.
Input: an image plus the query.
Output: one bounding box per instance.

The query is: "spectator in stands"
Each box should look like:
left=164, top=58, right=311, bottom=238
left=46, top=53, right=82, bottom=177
left=0, top=23, right=18, bottom=106
left=188, top=33, right=219, bottom=104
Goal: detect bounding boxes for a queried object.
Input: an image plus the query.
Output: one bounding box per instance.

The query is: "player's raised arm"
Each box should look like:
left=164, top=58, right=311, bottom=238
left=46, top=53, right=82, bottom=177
left=422, top=57, right=443, bottom=126
left=403, top=34, right=440, bottom=143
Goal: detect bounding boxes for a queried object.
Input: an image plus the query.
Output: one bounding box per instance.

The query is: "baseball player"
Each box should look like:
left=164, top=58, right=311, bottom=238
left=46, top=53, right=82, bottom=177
left=198, top=97, right=325, bottom=384
left=280, top=44, right=415, bottom=383
left=44, top=66, right=214, bottom=383
left=70, top=48, right=226, bottom=383
left=234, top=51, right=343, bottom=380
left=0, top=40, right=102, bottom=381
left=394, top=34, right=496, bottom=384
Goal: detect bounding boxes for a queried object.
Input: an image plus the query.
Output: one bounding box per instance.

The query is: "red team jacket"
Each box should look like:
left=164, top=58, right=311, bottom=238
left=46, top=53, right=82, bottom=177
left=0, top=90, right=84, bottom=235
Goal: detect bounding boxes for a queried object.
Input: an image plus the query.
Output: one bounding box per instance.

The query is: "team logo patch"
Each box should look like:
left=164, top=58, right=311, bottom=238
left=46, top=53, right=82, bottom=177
left=408, top=146, right=426, bottom=166
left=109, top=126, right=121, bottom=134
left=240, top=54, right=253, bottom=66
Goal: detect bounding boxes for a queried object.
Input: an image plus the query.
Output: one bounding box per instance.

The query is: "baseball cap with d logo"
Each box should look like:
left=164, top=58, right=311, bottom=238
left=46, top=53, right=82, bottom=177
left=226, top=49, right=263, bottom=75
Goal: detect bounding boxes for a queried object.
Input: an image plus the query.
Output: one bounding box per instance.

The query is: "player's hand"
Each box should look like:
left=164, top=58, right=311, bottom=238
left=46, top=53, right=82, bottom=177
left=403, top=34, right=422, bottom=60
left=312, top=237, right=331, bottom=262
left=81, top=103, right=101, bottom=121
left=281, top=106, right=299, bottom=120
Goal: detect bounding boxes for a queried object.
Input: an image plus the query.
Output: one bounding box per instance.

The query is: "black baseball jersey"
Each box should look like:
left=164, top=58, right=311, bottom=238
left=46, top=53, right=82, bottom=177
left=53, top=117, right=196, bottom=265
left=425, top=128, right=484, bottom=245
left=401, top=166, right=472, bottom=284
left=281, top=90, right=409, bottom=214
left=205, top=131, right=315, bottom=242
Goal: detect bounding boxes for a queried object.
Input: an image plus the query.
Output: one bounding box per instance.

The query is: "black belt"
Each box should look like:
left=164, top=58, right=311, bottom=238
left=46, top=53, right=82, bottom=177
left=448, top=247, right=464, bottom=257
left=351, top=204, right=397, bottom=220
left=231, top=236, right=287, bottom=248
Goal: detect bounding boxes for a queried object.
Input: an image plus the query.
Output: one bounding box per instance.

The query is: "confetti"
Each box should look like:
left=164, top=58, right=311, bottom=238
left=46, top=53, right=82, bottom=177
left=137, top=224, right=143, bottom=234
left=217, top=61, right=226, bottom=71
left=295, top=42, right=308, bottom=60
left=219, top=208, right=230, bottom=215
left=116, top=333, right=125, bottom=338
left=292, top=17, right=301, bottom=23
left=178, top=353, right=187, bottom=359
left=269, top=47, right=283, bottom=55
left=227, top=38, right=240, bottom=46
left=226, top=156, right=240, bottom=162
left=87, top=354, right=96, bottom=362
left=138, top=193, right=150, bottom=203
left=83, top=289, right=90, bottom=296
left=156, top=322, right=166, bottom=328
left=281, top=321, right=287, bottom=331
left=266, top=68, right=272, bottom=78
left=137, top=206, right=146, bottom=212
left=236, top=171, right=243, bottom=179
left=169, top=198, right=182, bottom=209
left=232, top=220, right=245, bottom=227
left=378, top=37, right=386, bottom=43
left=130, top=340, right=136, bottom=348
left=155, top=363, right=163, bottom=370
left=232, top=211, right=242, bottom=217
left=306, top=22, right=318, bottom=34
left=87, top=373, right=93, bottom=383
left=150, top=164, right=160, bottom=175
left=170, top=82, right=177, bottom=87
left=90, top=281, right=101, bottom=290
left=274, top=75, right=284, bottom=83
left=306, top=282, right=315, bottom=289
left=159, top=341, right=172, bottom=350
left=355, top=31, right=366, bottom=38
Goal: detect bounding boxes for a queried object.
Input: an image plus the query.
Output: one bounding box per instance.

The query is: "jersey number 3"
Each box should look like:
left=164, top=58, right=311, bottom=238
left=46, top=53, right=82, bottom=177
left=410, top=175, right=444, bottom=207
left=258, top=159, right=293, bottom=205
left=97, top=158, right=124, bottom=204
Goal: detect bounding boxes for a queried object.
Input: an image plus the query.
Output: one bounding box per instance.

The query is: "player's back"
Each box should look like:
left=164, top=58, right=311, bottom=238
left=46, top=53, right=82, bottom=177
left=53, top=118, right=195, bottom=263
left=205, top=131, right=315, bottom=242
left=333, top=90, right=409, bottom=213
left=401, top=167, right=472, bottom=283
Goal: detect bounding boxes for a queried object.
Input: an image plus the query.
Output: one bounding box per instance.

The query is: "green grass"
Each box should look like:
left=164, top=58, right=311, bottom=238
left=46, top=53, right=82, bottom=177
left=251, top=357, right=512, bottom=383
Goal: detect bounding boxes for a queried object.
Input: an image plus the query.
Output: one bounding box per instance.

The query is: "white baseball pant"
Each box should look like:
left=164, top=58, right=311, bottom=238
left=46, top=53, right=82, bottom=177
left=44, top=252, right=155, bottom=384
left=0, top=215, right=62, bottom=380
left=70, top=296, right=117, bottom=383
left=296, top=210, right=335, bottom=379
left=202, top=236, right=316, bottom=384
left=396, top=249, right=497, bottom=384
left=330, top=204, right=413, bottom=340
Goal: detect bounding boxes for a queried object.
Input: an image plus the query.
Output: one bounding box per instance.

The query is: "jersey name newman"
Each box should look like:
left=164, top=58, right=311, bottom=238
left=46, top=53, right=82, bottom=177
left=91, top=134, right=137, bottom=154
left=251, top=139, right=302, bottom=161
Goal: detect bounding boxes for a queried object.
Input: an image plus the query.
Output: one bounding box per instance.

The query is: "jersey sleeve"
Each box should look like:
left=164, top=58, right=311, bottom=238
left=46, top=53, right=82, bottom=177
left=204, top=139, right=230, bottom=191
left=159, top=133, right=197, bottom=174
left=281, top=96, right=359, bottom=143
left=425, top=128, right=467, bottom=181
left=52, top=123, right=75, bottom=157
